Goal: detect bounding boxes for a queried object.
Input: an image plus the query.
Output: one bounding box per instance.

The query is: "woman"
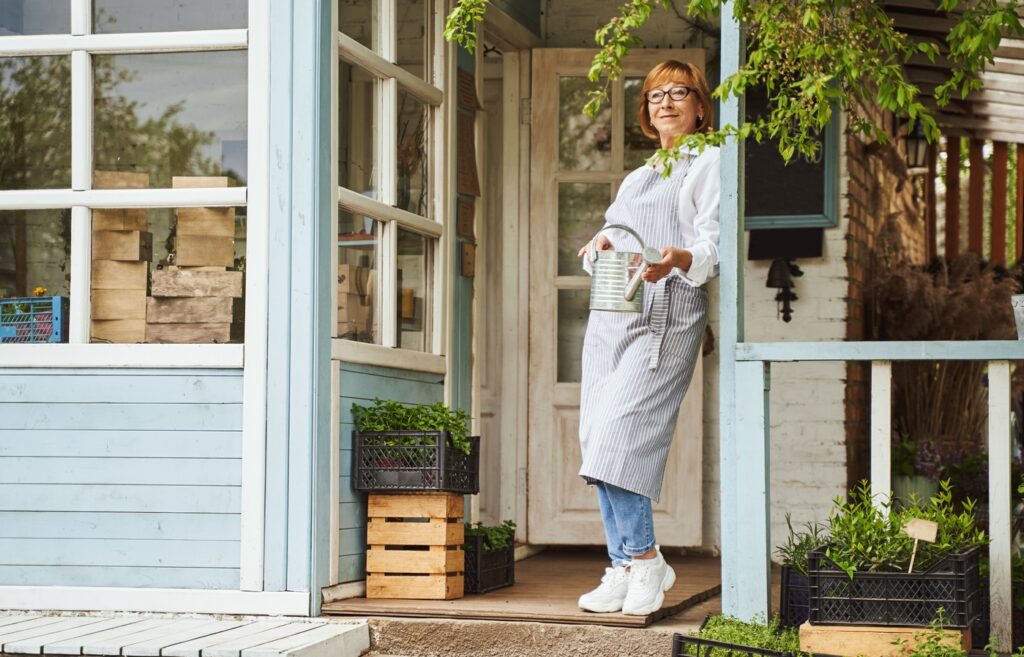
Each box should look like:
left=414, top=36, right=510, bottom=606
left=575, top=59, right=720, bottom=616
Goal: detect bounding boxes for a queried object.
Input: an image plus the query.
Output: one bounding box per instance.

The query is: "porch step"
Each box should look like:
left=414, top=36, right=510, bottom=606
left=366, top=615, right=704, bottom=657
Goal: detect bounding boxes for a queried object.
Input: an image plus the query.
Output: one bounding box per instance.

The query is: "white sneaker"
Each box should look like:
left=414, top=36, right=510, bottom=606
left=578, top=565, right=630, bottom=612
left=621, top=547, right=676, bottom=615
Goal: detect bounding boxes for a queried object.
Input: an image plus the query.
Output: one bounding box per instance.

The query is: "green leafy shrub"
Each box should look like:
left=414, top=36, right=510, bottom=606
left=694, top=615, right=803, bottom=656
left=352, top=398, right=473, bottom=455
left=464, top=520, right=516, bottom=552
left=776, top=513, right=829, bottom=576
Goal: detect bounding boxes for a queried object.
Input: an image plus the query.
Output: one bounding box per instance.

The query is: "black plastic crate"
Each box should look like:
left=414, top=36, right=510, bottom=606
left=971, top=579, right=1024, bottom=650
left=353, top=431, right=480, bottom=494
left=779, top=565, right=810, bottom=628
left=673, top=634, right=842, bottom=657
left=807, top=545, right=983, bottom=628
left=464, top=534, right=515, bottom=594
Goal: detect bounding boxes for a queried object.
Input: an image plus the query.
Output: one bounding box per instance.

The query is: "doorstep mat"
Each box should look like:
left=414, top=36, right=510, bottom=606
left=321, top=549, right=721, bottom=628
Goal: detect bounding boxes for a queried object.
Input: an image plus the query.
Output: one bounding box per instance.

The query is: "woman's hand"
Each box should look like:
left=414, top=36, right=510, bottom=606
left=642, top=247, right=692, bottom=282
left=577, top=234, right=614, bottom=260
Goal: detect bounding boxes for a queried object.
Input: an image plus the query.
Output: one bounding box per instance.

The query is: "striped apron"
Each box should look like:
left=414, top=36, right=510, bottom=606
left=578, top=156, right=709, bottom=502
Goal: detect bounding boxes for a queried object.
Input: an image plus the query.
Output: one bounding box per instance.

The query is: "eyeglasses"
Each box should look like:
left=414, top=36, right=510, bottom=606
left=644, top=86, right=695, bottom=104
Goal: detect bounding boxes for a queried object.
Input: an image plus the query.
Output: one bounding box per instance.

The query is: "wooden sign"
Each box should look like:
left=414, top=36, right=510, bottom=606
left=457, top=198, right=475, bottom=241
left=461, top=243, right=476, bottom=278
left=903, top=518, right=938, bottom=573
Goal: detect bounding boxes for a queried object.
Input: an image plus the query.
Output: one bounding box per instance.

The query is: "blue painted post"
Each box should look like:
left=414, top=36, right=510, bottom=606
left=717, top=1, right=750, bottom=619
left=734, top=360, right=772, bottom=619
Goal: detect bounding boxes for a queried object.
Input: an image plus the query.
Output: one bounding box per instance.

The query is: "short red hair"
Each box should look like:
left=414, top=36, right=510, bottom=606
left=638, top=60, right=714, bottom=141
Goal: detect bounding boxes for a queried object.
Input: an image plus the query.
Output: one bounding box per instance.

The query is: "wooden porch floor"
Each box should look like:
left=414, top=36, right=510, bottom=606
left=322, top=548, right=721, bottom=628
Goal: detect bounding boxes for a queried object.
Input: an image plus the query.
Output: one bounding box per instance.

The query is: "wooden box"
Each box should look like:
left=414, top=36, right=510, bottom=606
left=92, top=261, right=147, bottom=290
left=799, top=621, right=970, bottom=657
left=91, top=319, right=146, bottom=343
left=93, top=170, right=149, bottom=189
left=151, top=268, right=243, bottom=298
left=366, top=493, right=465, bottom=600
left=145, top=322, right=231, bottom=344
left=147, top=297, right=233, bottom=324
left=172, top=175, right=230, bottom=188
left=91, top=289, right=146, bottom=320
left=174, top=235, right=235, bottom=268
left=92, top=230, right=153, bottom=262
left=176, top=207, right=235, bottom=238
left=93, top=208, right=147, bottom=231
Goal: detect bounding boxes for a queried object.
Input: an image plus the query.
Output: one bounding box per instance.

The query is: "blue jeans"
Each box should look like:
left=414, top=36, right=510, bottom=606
left=594, top=480, right=656, bottom=568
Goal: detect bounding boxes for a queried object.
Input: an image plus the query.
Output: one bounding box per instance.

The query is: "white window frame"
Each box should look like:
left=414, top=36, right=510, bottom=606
left=0, top=3, right=261, bottom=370
left=334, top=0, right=448, bottom=372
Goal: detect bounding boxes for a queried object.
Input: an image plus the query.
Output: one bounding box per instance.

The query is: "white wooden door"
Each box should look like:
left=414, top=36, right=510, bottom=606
left=527, top=49, right=705, bottom=546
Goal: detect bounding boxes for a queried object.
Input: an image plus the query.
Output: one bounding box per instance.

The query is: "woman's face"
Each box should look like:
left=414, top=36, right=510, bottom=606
left=647, top=79, right=701, bottom=142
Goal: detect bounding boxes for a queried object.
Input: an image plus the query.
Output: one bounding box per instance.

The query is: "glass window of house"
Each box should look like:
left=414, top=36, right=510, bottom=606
left=339, top=0, right=376, bottom=51
left=395, top=0, right=427, bottom=80
left=0, top=56, right=71, bottom=190
left=0, top=1, right=69, bottom=36
left=338, top=210, right=381, bottom=344
left=93, top=51, right=247, bottom=189
left=88, top=201, right=246, bottom=344
left=397, top=228, right=430, bottom=352
left=0, top=210, right=70, bottom=344
left=396, top=88, right=428, bottom=217
left=93, top=0, right=246, bottom=33
left=339, top=61, right=377, bottom=199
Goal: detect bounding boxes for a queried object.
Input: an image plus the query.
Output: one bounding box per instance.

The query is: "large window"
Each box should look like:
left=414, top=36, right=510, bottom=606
left=0, top=0, right=249, bottom=346
left=337, top=0, right=443, bottom=354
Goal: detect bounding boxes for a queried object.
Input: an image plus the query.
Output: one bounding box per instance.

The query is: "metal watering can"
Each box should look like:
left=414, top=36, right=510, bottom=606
left=587, top=223, right=662, bottom=313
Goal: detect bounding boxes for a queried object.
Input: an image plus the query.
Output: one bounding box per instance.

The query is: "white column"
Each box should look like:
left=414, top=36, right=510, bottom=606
left=870, top=360, right=892, bottom=511
left=988, top=360, right=1012, bottom=651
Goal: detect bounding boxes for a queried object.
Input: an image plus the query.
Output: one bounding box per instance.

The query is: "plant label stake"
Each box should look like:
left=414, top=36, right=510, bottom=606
left=903, top=518, right=938, bottom=573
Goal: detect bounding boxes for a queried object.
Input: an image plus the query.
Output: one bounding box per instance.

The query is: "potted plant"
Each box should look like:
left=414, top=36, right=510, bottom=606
left=807, top=481, right=987, bottom=628
left=351, top=398, right=480, bottom=494
left=775, top=514, right=828, bottom=627
left=463, top=520, right=516, bottom=594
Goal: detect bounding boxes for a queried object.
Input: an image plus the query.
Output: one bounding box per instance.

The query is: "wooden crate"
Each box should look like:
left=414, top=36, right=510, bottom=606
left=799, top=622, right=970, bottom=657
left=145, top=322, right=231, bottom=344
left=91, top=319, right=146, bottom=343
left=93, top=170, right=149, bottom=189
left=176, top=207, right=235, bottom=238
left=91, top=289, right=147, bottom=320
left=92, top=261, right=147, bottom=290
left=147, top=297, right=233, bottom=324
left=366, top=493, right=465, bottom=600
left=151, top=268, right=243, bottom=298
left=174, top=235, right=235, bottom=267
left=92, top=230, right=153, bottom=262
left=93, top=208, right=147, bottom=231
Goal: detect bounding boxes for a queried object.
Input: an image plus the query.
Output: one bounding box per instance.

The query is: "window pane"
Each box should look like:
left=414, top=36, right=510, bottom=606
left=93, top=51, right=247, bottom=189
left=93, top=0, right=246, bottom=33
left=396, top=0, right=427, bottom=80
left=558, top=183, right=610, bottom=276
left=0, top=0, right=69, bottom=35
left=0, top=56, right=71, bottom=190
left=339, top=0, right=376, bottom=50
left=339, top=61, right=377, bottom=199
left=338, top=209, right=380, bottom=343
left=624, top=77, right=651, bottom=170
left=0, top=209, right=70, bottom=300
left=559, top=76, right=611, bottom=172
left=396, top=89, right=428, bottom=216
left=557, top=289, right=589, bottom=382
left=397, top=229, right=431, bottom=352
left=88, top=193, right=245, bottom=345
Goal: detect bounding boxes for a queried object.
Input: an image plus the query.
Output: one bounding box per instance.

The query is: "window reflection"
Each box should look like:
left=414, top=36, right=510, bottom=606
left=0, top=209, right=70, bottom=301
left=339, top=0, right=375, bottom=50
left=0, top=0, right=69, bottom=35
left=397, top=229, right=430, bottom=351
left=0, top=56, right=71, bottom=190
left=93, top=51, right=247, bottom=189
left=559, top=77, right=611, bottom=172
left=396, top=0, right=427, bottom=80
left=93, top=0, right=246, bottom=33
left=338, top=209, right=380, bottom=344
left=339, top=61, right=377, bottom=199
left=557, top=289, right=590, bottom=382
left=396, top=89, right=428, bottom=216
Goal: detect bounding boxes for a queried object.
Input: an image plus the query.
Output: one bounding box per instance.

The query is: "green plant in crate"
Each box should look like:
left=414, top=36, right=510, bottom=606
left=776, top=513, right=829, bottom=576
left=694, top=615, right=803, bottom=656
left=352, top=398, right=472, bottom=455
left=464, top=520, right=516, bottom=552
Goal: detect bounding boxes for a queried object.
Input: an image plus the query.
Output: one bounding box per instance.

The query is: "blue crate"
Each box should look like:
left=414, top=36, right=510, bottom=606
left=0, top=296, right=69, bottom=343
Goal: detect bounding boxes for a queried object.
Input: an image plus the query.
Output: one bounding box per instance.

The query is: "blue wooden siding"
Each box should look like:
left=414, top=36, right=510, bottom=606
left=0, top=368, right=243, bottom=590
left=338, top=362, right=444, bottom=582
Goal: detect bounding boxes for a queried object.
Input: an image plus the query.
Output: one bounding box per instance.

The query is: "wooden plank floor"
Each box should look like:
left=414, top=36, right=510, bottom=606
left=0, top=616, right=368, bottom=657
left=322, top=549, right=721, bottom=628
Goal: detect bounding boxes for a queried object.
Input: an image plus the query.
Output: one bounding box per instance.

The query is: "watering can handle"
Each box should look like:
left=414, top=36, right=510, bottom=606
left=588, top=223, right=646, bottom=266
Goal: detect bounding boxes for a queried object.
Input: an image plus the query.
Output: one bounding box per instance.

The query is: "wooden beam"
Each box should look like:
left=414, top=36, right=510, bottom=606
left=1017, top=144, right=1024, bottom=264
left=992, top=141, right=1008, bottom=265
left=968, top=138, right=985, bottom=255
left=946, top=137, right=961, bottom=260
left=927, top=143, right=938, bottom=261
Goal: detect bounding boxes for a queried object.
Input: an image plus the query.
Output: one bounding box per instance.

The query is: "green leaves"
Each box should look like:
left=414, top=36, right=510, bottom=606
left=464, top=520, right=517, bottom=552
left=442, top=0, right=489, bottom=54
left=352, top=398, right=473, bottom=456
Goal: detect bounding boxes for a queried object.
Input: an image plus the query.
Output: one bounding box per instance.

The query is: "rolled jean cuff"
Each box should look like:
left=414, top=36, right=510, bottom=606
left=622, top=538, right=656, bottom=558
left=611, top=558, right=631, bottom=568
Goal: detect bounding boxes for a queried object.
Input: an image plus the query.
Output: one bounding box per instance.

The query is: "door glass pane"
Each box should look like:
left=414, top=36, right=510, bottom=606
left=624, top=77, right=652, bottom=170
left=339, top=61, right=377, bottom=198
left=339, top=0, right=376, bottom=50
left=397, top=228, right=430, bottom=351
left=557, top=289, right=589, bottom=383
left=559, top=77, right=611, bottom=171
left=93, top=0, right=246, bottom=33
left=558, top=183, right=610, bottom=276
left=93, top=51, right=247, bottom=189
left=396, top=0, right=427, bottom=80
left=0, top=0, right=69, bottom=35
left=0, top=56, right=71, bottom=190
left=338, top=209, right=380, bottom=344
left=396, top=88, right=428, bottom=216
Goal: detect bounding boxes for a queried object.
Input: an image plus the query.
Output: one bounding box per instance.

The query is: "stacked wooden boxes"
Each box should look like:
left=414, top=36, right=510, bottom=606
left=90, top=171, right=152, bottom=343
left=146, top=176, right=242, bottom=343
left=338, top=263, right=373, bottom=339
left=366, top=493, right=465, bottom=600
